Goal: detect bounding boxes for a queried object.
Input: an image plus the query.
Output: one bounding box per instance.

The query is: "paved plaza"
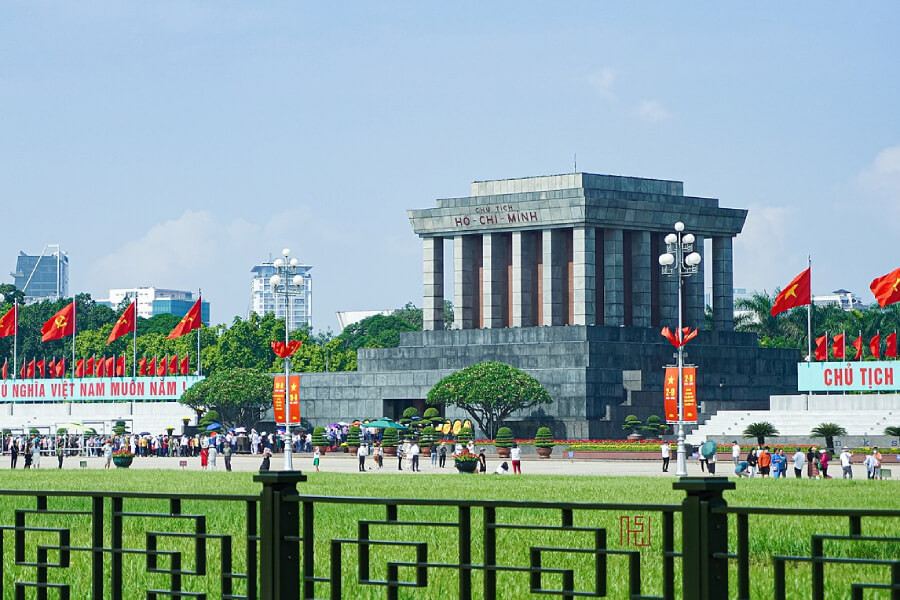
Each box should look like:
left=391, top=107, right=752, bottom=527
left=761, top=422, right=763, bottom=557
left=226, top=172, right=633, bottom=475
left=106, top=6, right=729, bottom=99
left=34, top=452, right=874, bottom=479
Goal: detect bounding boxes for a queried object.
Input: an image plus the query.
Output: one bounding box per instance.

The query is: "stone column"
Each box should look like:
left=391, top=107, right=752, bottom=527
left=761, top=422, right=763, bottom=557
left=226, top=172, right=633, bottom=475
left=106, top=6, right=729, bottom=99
left=658, top=232, right=678, bottom=326
left=631, top=230, right=652, bottom=328
left=453, top=235, right=475, bottom=330
left=512, top=231, right=536, bottom=327
left=423, top=237, right=444, bottom=331
left=572, top=226, right=596, bottom=326
left=684, top=234, right=705, bottom=328
left=482, top=233, right=509, bottom=328
left=603, top=228, right=624, bottom=326
left=542, top=229, right=564, bottom=326
left=712, top=236, right=734, bottom=330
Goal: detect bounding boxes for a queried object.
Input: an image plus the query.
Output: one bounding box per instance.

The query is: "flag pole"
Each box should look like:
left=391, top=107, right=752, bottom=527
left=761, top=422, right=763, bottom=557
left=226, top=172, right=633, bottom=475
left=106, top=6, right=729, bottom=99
left=71, top=298, right=76, bottom=379
left=806, top=255, right=813, bottom=362
left=197, top=290, right=202, bottom=377
left=12, top=302, right=17, bottom=380
left=132, top=302, right=137, bottom=378
left=858, top=329, right=862, bottom=361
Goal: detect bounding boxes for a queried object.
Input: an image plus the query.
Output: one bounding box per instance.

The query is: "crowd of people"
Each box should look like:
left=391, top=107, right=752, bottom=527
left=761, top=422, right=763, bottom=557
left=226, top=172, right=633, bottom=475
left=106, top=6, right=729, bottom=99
left=729, top=442, right=888, bottom=479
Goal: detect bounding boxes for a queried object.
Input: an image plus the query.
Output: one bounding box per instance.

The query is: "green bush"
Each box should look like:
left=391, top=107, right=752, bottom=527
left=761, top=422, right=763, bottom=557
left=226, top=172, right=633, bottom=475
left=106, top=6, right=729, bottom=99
left=420, top=426, right=436, bottom=448
left=381, top=427, right=399, bottom=447
left=311, top=426, right=328, bottom=447
left=457, top=426, right=473, bottom=444
left=57, top=428, right=68, bottom=435
left=622, top=415, right=641, bottom=434
left=29, top=428, right=40, bottom=436
left=495, top=427, right=514, bottom=448
left=346, top=425, right=361, bottom=447
left=534, top=427, right=554, bottom=448
left=400, top=406, right=419, bottom=424
left=423, top=407, right=442, bottom=424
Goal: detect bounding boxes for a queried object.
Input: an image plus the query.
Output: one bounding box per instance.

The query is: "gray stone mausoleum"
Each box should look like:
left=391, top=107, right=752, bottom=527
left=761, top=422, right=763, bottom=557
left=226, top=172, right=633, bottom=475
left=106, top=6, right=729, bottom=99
left=299, top=173, right=799, bottom=438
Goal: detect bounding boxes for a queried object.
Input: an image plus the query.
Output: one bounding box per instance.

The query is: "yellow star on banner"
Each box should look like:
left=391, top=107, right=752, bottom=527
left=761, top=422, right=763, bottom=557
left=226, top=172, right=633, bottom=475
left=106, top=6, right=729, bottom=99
left=667, top=376, right=675, bottom=385
left=784, top=283, right=799, bottom=298
left=290, top=383, right=298, bottom=391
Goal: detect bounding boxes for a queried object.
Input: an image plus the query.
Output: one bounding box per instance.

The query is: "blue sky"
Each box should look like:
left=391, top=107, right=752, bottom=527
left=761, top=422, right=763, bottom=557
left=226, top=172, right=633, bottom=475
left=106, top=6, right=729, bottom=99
left=2, top=3, right=898, bottom=330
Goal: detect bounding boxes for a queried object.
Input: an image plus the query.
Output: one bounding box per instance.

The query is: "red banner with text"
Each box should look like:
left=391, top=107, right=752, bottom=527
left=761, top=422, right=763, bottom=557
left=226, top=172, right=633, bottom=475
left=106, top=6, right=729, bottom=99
left=273, top=376, right=287, bottom=424
left=663, top=367, right=698, bottom=423
left=287, top=374, right=301, bottom=424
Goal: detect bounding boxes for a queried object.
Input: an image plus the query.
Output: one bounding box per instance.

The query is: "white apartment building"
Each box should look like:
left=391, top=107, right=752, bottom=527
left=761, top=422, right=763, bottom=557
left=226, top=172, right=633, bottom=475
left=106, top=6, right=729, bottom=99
left=249, top=261, right=313, bottom=332
left=99, top=287, right=210, bottom=325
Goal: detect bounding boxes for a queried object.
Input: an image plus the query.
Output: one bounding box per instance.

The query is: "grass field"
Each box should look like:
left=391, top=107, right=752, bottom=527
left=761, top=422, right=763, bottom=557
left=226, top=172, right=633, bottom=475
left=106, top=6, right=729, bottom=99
left=0, top=470, right=897, bottom=599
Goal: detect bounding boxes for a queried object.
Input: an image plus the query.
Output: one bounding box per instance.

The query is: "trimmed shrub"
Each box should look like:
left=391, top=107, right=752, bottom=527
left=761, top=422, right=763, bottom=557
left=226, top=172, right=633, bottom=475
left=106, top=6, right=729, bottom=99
left=346, top=426, right=361, bottom=447
left=420, top=426, right=436, bottom=448
left=534, top=427, right=554, bottom=448
left=457, top=426, right=473, bottom=445
left=312, top=426, right=328, bottom=447
left=381, top=427, right=399, bottom=447
left=495, top=427, right=514, bottom=448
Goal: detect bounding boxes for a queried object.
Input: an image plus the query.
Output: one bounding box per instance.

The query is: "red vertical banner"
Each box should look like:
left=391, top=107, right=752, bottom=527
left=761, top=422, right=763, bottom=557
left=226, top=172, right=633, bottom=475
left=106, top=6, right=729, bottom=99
left=663, top=367, right=678, bottom=422
left=287, top=374, right=301, bottom=424
left=273, top=376, right=286, bottom=424
left=682, top=367, right=698, bottom=422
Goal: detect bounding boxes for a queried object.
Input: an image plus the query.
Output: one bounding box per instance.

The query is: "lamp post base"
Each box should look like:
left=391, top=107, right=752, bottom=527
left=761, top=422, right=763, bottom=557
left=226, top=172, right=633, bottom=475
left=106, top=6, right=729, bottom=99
left=282, top=432, right=294, bottom=471
left=675, top=424, right=688, bottom=477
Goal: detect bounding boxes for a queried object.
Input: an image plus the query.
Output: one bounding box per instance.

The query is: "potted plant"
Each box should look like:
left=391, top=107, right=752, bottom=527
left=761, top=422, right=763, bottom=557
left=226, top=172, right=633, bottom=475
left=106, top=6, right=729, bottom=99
left=423, top=407, right=443, bottom=426
left=495, top=426, right=514, bottom=458
left=420, top=425, right=435, bottom=457
left=400, top=406, right=419, bottom=425
left=112, top=448, right=134, bottom=468
left=166, top=426, right=175, bottom=437
left=623, top=415, right=643, bottom=440
left=457, top=426, right=473, bottom=447
left=312, top=426, right=329, bottom=453
left=534, top=427, right=554, bottom=458
left=454, top=449, right=479, bottom=473
left=381, top=427, right=399, bottom=456
left=346, top=426, right=361, bottom=452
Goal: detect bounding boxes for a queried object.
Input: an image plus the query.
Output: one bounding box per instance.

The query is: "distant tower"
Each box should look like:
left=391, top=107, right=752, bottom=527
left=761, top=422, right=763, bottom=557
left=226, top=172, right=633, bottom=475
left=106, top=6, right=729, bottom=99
left=249, top=259, right=313, bottom=332
left=11, top=245, right=69, bottom=303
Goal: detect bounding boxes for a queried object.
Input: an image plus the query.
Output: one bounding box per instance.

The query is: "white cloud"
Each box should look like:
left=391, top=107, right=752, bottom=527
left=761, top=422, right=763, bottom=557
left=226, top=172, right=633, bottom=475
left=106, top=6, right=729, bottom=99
left=633, top=100, right=669, bottom=123
left=586, top=67, right=617, bottom=102
left=732, top=203, right=805, bottom=294
left=856, top=143, right=900, bottom=226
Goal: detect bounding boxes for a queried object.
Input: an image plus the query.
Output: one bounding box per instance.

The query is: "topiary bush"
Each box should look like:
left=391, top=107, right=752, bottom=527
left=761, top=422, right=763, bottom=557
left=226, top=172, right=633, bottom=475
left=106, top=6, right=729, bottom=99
left=423, top=407, right=442, bottom=425
left=312, top=426, right=328, bottom=447
left=381, top=427, right=399, bottom=447
left=495, top=427, right=514, bottom=448
left=400, top=406, right=419, bottom=425
left=534, top=427, right=554, bottom=448
left=420, top=426, right=436, bottom=448
left=457, top=426, right=473, bottom=445
left=346, top=425, right=361, bottom=447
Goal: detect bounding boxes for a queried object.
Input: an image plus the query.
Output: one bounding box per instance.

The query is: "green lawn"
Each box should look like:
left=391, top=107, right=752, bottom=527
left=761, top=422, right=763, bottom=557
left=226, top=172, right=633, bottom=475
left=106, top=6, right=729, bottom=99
left=0, top=471, right=897, bottom=599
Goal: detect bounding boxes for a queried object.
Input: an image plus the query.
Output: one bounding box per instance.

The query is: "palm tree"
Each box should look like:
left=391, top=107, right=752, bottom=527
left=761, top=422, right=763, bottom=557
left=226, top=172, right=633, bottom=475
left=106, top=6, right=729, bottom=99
left=743, top=422, right=779, bottom=446
left=810, top=423, right=847, bottom=451
left=884, top=426, right=900, bottom=437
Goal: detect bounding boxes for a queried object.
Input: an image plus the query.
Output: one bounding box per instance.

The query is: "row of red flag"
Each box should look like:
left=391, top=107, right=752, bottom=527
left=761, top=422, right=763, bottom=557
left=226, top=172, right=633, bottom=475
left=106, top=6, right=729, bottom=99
left=0, top=297, right=203, bottom=342
left=771, top=265, right=900, bottom=316
left=1, top=353, right=192, bottom=380
left=812, top=332, right=898, bottom=361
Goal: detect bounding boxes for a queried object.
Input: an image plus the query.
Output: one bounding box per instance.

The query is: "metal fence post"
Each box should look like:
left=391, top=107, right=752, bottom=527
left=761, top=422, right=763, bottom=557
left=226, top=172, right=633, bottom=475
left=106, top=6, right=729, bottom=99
left=255, top=471, right=307, bottom=600
left=674, top=477, right=735, bottom=600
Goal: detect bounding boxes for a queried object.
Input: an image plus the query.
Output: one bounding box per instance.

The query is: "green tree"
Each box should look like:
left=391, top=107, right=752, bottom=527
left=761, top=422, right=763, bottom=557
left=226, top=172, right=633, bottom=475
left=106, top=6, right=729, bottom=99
left=199, top=409, right=220, bottom=428
left=884, top=425, right=900, bottom=437
left=339, top=314, right=418, bottom=351
left=743, top=422, right=779, bottom=446
left=180, top=368, right=273, bottom=428
left=622, top=415, right=642, bottom=435
left=810, top=423, right=847, bottom=451
left=393, top=300, right=454, bottom=330
left=640, top=415, right=666, bottom=437
left=346, top=425, right=361, bottom=447
left=426, top=361, right=552, bottom=439
left=494, top=426, right=514, bottom=448
left=312, top=426, right=328, bottom=447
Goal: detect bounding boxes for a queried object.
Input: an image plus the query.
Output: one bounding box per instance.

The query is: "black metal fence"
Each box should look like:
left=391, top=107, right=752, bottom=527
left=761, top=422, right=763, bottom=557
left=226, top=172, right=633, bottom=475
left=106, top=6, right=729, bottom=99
left=0, top=474, right=897, bottom=599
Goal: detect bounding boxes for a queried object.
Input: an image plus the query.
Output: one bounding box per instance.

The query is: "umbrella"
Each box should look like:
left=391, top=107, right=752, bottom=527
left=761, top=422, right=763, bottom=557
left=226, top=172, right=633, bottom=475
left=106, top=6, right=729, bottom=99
left=365, top=419, right=409, bottom=430
left=230, top=426, right=247, bottom=434
left=205, top=423, right=221, bottom=431
left=139, top=431, right=151, bottom=436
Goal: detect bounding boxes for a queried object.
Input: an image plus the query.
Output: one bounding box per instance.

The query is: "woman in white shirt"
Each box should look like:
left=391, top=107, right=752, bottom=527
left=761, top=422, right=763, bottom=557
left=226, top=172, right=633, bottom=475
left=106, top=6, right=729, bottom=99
left=510, top=442, right=521, bottom=474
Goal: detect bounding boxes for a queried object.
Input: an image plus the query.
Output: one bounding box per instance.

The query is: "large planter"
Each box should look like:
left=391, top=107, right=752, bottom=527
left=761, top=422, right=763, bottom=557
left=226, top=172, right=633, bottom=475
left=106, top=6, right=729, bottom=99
left=536, top=447, right=553, bottom=459
left=382, top=446, right=397, bottom=456
left=455, top=460, right=478, bottom=473
left=421, top=446, right=432, bottom=457
left=314, top=445, right=329, bottom=454
left=496, top=447, right=511, bottom=459
left=112, top=455, right=134, bottom=469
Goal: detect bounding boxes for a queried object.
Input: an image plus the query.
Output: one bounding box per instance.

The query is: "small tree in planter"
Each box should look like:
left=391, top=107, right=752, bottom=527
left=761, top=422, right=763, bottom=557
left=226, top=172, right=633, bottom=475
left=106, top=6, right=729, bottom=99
left=495, top=427, right=514, bottom=458
left=640, top=415, right=665, bottom=438
left=400, top=406, right=419, bottom=425
left=420, top=426, right=436, bottom=457
left=622, top=415, right=643, bottom=440
left=346, top=426, right=361, bottom=452
left=312, top=426, right=329, bottom=452
left=381, top=427, right=399, bottom=456
left=457, top=426, right=473, bottom=447
left=534, top=426, right=554, bottom=458
left=423, top=407, right=443, bottom=426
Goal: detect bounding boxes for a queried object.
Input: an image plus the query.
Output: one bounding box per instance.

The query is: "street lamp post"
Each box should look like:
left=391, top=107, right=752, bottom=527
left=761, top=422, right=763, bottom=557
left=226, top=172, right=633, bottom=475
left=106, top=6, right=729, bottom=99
left=658, top=221, right=702, bottom=477
left=269, top=247, right=305, bottom=471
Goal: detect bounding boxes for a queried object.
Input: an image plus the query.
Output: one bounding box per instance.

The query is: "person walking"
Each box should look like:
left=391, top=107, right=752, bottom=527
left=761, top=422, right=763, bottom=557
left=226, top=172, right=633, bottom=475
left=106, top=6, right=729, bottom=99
left=102, top=441, right=112, bottom=469
left=808, top=447, right=821, bottom=479
left=438, top=442, right=447, bottom=468
left=10, top=440, right=18, bottom=469
left=223, top=442, right=233, bottom=472
left=373, top=443, right=382, bottom=469
left=746, top=447, right=758, bottom=478
left=510, top=442, right=522, bottom=474
left=660, top=442, right=670, bottom=473
left=397, top=442, right=404, bottom=471
left=707, top=450, right=717, bottom=475
left=207, top=444, right=218, bottom=471
left=259, top=448, right=271, bottom=472
left=864, top=450, right=878, bottom=479
left=357, top=443, right=367, bottom=472
left=758, top=447, right=772, bottom=478
left=410, top=441, right=420, bottom=472
left=430, top=443, right=438, bottom=468
left=478, top=448, right=487, bottom=474
left=732, top=441, right=741, bottom=467
left=840, top=448, right=853, bottom=479
left=793, top=447, right=806, bottom=478
left=313, top=446, right=321, bottom=472
left=819, top=449, right=831, bottom=478
left=56, top=443, right=64, bottom=469
left=873, top=447, right=883, bottom=479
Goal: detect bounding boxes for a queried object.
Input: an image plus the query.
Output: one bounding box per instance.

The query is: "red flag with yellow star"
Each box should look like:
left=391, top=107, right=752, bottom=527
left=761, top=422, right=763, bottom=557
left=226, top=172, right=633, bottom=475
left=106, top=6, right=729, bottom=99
left=167, top=298, right=202, bottom=339
left=770, top=268, right=811, bottom=316
left=107, top=301, right=136, bottom=344
left=0, top=305, right=16, bottom=338
left=41, top=302, right=76, bottom=342
left=870, top=266, right=900, bottom=308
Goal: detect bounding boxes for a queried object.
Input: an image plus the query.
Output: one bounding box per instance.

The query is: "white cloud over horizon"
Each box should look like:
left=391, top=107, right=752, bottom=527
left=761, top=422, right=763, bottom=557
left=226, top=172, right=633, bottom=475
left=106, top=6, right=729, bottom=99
left=633, top=100, right=670, bottom=123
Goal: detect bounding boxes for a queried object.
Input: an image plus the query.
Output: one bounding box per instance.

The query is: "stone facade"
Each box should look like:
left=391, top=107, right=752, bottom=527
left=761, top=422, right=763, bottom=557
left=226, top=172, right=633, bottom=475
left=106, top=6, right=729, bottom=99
left=298, top=173, right=800, bottom=437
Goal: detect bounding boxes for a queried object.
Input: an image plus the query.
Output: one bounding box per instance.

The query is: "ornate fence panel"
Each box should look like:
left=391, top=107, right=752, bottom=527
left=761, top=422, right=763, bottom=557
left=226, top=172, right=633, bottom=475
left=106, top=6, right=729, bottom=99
left=0, top=475, right=898, bottom=599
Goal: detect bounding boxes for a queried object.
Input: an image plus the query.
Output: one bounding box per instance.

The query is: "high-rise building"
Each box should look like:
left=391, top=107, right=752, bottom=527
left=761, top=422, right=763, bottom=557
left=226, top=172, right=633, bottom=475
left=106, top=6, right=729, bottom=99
left=249, top=260, right=312, bottom=332
left=97, top=287, right=210, bottom=325
left=11, top=245, right=69, bottom=303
